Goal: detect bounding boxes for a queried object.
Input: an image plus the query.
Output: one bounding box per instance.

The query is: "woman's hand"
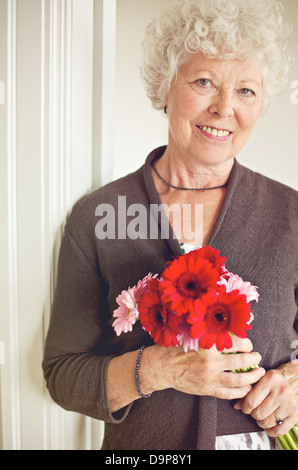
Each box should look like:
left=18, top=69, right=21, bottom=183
left=234, top=360, right=298, bottom=437
left=107, top=336, right=264, bottom=413
left=140, top=336, right=265, bottom=401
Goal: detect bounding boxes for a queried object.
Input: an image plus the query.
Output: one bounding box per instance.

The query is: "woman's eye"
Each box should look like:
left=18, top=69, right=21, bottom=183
left=240, top=88, right=255, bottom=97
left=196, top=78, right=212, bottom=87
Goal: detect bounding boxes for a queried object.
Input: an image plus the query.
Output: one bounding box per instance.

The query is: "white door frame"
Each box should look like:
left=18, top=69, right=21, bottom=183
left=0, top=0, right=116, bottom=450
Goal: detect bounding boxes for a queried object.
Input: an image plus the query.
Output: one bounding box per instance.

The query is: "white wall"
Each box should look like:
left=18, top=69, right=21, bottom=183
left=0, top=0, right=113, bottom=450
left=114, top=0, right=298, bottom=190
left=114, top=0, right=169, bottom=180
left=239, top=0, right=298, bottom=190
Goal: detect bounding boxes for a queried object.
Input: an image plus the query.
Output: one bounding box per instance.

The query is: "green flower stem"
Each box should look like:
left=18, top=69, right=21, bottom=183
left=233, top=365, right=259, bottom=373
left=276, top=435, right=291, bottom=450
left=291, top=424, right=298, bottom=442
left=276, top=425, right=298, bottom=451
left=284, top=431, right=297, bottom=450
left=276, top=436, right=286, bottom=450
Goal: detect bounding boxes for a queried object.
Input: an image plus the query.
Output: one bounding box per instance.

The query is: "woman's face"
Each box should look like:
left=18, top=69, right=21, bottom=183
left=166, top=52, right=263, bottom=167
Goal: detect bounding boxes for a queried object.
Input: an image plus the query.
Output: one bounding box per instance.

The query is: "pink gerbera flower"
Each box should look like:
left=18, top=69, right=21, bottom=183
left=223, top=273, right=259, bottom=303
left=112, top=273, right=158, bottom=336
left=133, top=273, right=158, bottom=301
left=112, top=287, right=139, bottom=336
left=177, top=315, right=199, bottom=352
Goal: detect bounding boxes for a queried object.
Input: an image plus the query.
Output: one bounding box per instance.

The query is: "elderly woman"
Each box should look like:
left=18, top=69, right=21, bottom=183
left=43, top=0, right=298, bottom=451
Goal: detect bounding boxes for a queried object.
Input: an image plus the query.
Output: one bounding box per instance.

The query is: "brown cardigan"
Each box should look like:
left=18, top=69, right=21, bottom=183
left=43, top=147, right=298, bottom=450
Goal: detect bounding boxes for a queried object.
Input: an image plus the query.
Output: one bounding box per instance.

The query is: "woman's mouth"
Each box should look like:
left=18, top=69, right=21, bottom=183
left=197, top=125, right=233, bottom=140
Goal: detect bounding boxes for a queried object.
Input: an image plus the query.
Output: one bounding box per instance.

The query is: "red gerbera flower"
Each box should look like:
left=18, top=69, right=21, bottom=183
left=160, top=250, right=220, bottom=316
left=138, top=279, right=180, bottom=348
left=196, top=245, right=227, bottom=275
left=188, top=286, right=252, bottom=351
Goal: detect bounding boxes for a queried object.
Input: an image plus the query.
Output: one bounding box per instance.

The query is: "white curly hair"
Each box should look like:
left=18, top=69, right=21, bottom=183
left=141, top=0, right=293, bottom=112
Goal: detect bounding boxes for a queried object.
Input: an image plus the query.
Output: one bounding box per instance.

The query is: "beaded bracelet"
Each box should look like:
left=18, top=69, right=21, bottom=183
left=135, top=345, right=152, bottom=398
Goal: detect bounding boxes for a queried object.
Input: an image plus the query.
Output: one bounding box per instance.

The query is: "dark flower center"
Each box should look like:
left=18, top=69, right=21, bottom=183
left=206, top=304, right=231, bottom=333
left=177, top=273, right=202, bottom=298
left=154, top=306, right=168, bottom=327
left=214, top=311, right=228, bottom=323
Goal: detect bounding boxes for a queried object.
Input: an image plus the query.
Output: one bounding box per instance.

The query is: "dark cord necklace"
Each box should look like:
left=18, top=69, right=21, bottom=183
left=151, top=162, right=228, bottom=192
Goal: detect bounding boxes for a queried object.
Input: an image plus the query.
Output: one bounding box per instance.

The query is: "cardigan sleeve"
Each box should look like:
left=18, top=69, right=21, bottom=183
left=42, top=226, right=132, bottom=423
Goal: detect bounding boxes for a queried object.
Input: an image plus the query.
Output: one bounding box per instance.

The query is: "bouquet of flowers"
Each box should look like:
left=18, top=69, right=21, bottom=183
left=112, top=245, right=297, bottom=450
left=113, top=246, right=257, bottom=351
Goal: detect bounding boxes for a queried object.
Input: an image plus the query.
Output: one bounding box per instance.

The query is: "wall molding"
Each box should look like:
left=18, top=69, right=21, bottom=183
left=0, top=0, right=22, bottom=450
left=43, top=0, right=97, bottom=450
left=0, top=0, right=114, bottom=449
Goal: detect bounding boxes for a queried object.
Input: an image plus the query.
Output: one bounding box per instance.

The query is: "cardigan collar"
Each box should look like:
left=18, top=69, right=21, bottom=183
left=142, top=146, right=241, bottom=256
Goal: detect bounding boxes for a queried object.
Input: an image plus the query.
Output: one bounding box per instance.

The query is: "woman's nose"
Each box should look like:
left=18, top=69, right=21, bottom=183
left=208, top=90, right=235, bottom=119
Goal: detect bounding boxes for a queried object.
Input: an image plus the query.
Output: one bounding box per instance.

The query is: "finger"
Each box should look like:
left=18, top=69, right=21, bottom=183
left=223, top=351, right=263, bottom=372
left=235, top=378, right=270, bottom=415
left=214, top=384, right=253, bottom=401
left=266, top=417, right=297, bottom=438
left=248, top=391, right=282, bottom=423
left=234, top=399, right=242, bottom=410
left=255, top=406, right=285, bottom=430
left=223, top=337, right=253, bottom=354
left=221, top=367, right=266, bottom=389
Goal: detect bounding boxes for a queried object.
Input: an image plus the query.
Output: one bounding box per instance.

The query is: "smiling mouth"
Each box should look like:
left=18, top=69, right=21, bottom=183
left=197, top=126, right=232, bottom=137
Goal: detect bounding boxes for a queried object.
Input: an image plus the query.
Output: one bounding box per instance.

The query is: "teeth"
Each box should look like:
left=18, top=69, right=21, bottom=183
left=200, top=126, right=230, bottom=137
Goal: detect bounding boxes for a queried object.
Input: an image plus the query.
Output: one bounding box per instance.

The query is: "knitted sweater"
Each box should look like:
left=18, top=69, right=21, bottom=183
left=43, top=147, right=298, bottom=450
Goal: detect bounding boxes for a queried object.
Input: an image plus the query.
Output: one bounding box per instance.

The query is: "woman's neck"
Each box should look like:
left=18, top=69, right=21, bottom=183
left=157, top=146, right=234, bottom=192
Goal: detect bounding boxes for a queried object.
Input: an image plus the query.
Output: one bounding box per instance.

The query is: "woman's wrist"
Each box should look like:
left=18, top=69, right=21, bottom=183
left=135, top=346, right=153, bottom=398
left=106, top=346, right=160, bottom=413
left=135, top=345, right=164, bottom=397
